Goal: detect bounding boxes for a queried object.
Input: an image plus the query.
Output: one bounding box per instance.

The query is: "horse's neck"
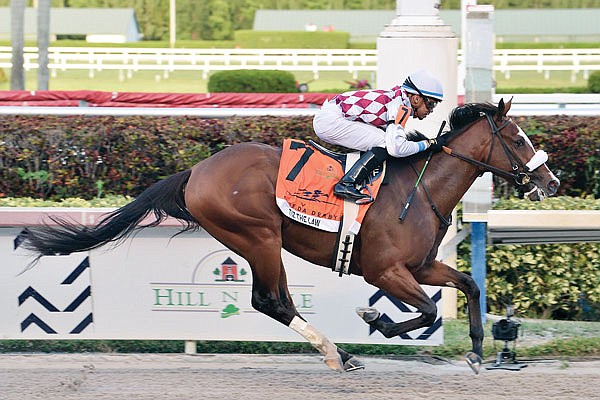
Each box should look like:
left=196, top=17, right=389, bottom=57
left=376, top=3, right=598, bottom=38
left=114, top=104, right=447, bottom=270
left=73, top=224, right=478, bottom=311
left=421, top=138, right=488, bottom=218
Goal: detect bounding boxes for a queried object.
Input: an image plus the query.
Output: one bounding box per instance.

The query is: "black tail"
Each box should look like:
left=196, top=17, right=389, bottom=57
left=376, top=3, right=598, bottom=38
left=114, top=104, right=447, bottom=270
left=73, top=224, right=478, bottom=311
left=23, top=170, right=198, bottom=262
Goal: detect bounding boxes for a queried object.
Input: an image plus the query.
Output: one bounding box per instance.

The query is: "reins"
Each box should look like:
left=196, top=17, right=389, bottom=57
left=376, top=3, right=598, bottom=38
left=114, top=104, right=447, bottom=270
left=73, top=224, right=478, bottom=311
left=441, top=113, right=532, bottom=186
left=399, top=106, right=534, bottom=227
left=405, top=162, right=452, bottom=227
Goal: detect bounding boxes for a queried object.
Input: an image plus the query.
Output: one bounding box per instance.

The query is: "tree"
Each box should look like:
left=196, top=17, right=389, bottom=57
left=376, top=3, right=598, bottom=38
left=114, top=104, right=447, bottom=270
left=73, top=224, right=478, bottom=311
left=230, top=0, right=259, bottom=31
left=200, top=0, right=232, bottom=40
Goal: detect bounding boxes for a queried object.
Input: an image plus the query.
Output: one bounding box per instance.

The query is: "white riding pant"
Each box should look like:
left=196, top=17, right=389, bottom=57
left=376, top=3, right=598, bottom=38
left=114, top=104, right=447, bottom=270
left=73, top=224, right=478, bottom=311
left=313, top=101, right=425, bottom=157
left=313, top=101, right=386, bottom=152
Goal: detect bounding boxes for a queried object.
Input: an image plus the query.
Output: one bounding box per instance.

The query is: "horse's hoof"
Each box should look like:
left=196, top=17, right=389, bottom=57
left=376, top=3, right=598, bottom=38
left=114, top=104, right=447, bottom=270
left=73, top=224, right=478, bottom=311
left=465, top=351, right=483, bottom=374
left=343, top=356, right=365, bottom=372
left=324, top=353, right=344, bottom=372
left=356, top=307, right=380, bottom=323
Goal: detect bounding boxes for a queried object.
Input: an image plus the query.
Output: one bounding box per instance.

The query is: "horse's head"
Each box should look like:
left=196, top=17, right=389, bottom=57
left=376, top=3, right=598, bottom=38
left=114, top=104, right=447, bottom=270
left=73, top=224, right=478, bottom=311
left=447, top=99, right=560, bottom=201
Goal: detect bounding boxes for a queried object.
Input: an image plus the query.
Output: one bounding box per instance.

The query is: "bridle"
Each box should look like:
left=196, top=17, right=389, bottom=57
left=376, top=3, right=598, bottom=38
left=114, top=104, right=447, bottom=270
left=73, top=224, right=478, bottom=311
left=442, top=112, right=548, bottom=187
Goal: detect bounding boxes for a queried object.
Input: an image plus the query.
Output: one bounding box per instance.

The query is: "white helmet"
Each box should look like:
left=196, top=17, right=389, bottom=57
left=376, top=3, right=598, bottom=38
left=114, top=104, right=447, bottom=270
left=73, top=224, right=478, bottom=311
left=402, top=69, right=444, bottom=101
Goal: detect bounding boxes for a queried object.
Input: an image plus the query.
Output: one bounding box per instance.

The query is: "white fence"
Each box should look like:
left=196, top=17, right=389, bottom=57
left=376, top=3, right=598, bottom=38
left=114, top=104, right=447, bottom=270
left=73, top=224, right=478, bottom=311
left=1, top=46, right=600, bottom=81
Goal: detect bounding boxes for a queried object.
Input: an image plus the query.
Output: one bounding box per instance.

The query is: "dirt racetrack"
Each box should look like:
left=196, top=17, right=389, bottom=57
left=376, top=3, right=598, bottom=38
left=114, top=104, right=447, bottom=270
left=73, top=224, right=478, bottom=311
left=1, top=353, right=599, bottom=400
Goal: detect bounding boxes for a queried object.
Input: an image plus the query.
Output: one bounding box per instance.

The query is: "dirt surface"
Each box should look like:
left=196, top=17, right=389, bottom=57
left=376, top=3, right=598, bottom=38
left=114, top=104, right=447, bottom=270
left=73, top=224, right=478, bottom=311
left=1, top=353, right=599, bottom=400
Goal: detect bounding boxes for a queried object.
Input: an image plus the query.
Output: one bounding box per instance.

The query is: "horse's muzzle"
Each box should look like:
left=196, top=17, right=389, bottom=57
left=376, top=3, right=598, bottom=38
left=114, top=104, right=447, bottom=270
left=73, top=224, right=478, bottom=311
left=546, top=178, right=560, bottom=196
left=524, top=177, right=560, bottom=201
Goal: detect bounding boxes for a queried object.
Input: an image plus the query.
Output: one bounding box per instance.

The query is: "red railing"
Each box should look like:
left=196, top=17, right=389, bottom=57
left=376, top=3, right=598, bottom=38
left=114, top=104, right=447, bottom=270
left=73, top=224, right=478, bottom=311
left=0, top=90, right=331, bottom=108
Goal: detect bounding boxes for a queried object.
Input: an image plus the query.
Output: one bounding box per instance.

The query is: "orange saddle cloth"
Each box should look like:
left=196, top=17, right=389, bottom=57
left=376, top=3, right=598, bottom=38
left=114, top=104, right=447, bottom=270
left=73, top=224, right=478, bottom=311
left=275, top=138, right=385, bottom=234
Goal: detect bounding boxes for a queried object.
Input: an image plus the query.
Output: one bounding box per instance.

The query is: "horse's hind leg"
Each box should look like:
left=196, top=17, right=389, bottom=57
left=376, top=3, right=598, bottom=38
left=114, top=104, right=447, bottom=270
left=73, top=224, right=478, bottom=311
left=359, top=264, right=439, bottom=338
left=248, top=249, right=345, bottom=372
left=413, top=259, right=484, bottom=373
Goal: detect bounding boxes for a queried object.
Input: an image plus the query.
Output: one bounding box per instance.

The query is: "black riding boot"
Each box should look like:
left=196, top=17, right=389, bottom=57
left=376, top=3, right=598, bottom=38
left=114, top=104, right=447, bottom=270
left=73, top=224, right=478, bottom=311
left=334, top=147, right=388, bottom=200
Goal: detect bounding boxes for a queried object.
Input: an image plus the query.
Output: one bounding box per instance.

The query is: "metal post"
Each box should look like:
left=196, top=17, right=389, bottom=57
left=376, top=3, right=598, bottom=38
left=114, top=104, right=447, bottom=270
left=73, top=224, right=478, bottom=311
left=10, top=0, right=26, bottom=90
left=169, top=0, right=176, bottom=48
left=464, top=5, right=494, bottom=325
left=471, top=221, right=487, bottom=323
left=37, top=0, right=51, bottom=90
left=184, top=340, right=197, bottom=354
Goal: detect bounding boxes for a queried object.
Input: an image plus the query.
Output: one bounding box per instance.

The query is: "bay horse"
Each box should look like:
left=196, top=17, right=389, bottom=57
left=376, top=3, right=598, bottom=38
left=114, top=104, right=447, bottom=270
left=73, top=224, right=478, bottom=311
left=21, top=99, right=559, bottom=374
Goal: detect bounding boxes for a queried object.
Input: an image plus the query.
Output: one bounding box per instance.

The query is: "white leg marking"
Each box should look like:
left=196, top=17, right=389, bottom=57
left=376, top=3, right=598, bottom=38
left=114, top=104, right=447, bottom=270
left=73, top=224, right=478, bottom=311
left=289, top=316, right=343, bottom=371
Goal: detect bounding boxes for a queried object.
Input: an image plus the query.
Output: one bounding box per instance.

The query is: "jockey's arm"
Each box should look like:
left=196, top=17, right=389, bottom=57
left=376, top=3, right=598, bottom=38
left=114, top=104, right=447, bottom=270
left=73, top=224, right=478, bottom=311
left=384, top=96, right=430, bottom=157
left=384, top=123, right=430, bottom=158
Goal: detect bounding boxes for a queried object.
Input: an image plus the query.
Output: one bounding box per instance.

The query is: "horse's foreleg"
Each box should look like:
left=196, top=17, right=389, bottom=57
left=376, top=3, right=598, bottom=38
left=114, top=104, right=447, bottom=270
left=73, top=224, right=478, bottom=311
left=250, top=257, right=350, bottom=372
left=288, top=316, right=343, bottom=371
left=414, top=259, right=484, bottom=373
left=359, top=264, right=438, bottom=338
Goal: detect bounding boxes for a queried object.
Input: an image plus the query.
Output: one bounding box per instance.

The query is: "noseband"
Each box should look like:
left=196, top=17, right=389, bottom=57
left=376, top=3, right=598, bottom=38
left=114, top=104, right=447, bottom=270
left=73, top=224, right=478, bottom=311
left=442, top=113, right=546, bottom=186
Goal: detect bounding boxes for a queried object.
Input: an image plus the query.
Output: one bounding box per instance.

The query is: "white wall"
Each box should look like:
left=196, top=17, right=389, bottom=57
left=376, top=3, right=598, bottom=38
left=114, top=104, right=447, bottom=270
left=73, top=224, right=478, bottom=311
left=1, top=224, right=443, bottom=345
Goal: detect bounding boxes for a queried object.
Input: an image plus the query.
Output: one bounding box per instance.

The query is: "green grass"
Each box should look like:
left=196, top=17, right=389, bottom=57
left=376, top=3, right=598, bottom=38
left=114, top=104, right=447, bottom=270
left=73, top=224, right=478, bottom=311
left=1, top=319, right=598, bottom=359
left=0, top=68, right=377, bottom=93
left=2, top=40, right=599, bottom=50
left=494, top=70, right=590, bottom=91
left=0, top=68, right=589, bottom=94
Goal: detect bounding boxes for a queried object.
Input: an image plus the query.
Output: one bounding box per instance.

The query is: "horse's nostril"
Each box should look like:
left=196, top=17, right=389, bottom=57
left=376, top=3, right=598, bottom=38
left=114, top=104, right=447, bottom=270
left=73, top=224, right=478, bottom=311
left=548, top=179, right=560, bottom=194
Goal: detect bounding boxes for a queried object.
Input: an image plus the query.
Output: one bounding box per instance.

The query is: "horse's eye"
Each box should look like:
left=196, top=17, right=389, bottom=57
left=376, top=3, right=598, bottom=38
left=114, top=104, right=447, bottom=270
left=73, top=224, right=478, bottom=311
left=515, top=138, right=525, bottom=148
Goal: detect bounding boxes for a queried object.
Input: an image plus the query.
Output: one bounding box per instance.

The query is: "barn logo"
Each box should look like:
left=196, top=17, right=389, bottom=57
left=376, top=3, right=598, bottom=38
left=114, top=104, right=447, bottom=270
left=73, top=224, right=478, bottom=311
left=151, top=249, right=314, bottom=317
left=212, top=257, right=247, bottom=282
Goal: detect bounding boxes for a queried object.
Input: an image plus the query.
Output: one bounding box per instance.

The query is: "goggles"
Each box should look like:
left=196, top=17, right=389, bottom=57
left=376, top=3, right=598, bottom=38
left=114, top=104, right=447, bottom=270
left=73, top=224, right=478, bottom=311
left=405, top=76, right=440, bottom=112
left=424, top=97, right=439, bottom=112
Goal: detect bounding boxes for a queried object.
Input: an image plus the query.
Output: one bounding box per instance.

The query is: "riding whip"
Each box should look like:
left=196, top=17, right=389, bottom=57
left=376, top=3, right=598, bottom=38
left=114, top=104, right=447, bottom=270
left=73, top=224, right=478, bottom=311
left=399, top=120, right=447, bottom=222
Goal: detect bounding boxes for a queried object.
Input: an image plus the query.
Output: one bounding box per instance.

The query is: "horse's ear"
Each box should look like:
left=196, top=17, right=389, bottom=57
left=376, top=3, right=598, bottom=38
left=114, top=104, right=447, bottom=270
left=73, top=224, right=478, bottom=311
left=495, top=98, right=505, bottom=121
left=504, top=96, right=513, bottom=115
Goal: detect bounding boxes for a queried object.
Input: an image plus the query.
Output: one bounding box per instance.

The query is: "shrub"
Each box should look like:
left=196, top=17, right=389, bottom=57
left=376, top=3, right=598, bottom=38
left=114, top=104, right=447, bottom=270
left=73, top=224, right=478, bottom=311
left=0, top=116, right=221, bottom=199
left=516, top=115, right=600, bottom=197
left=457, top=197, right=600, bottom=321
left=588, top=71, right=600, bottom=93
left=207, top=70, right=297, bottom=93
left=0, top=114, right=597, bottom=199
left=0, top=115, right=317, bottom=200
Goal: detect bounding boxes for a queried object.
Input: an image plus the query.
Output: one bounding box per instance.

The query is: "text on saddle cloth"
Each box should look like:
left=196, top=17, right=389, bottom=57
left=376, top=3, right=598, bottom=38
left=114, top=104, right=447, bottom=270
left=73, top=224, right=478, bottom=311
left=275, top=138, right=385, bottom=234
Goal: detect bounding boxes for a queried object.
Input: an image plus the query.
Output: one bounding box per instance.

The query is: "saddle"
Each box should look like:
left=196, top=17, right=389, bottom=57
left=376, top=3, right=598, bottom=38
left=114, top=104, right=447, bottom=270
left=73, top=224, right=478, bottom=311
left=275, top=139, right=386, bottom=275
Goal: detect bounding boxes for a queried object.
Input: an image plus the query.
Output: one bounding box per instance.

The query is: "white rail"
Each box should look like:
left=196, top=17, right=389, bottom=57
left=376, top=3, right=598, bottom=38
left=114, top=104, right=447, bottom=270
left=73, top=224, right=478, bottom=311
left=487, top=210, right=600, bottom=245
left=1, top=97, right=599, bottom=117
left=0, top=47, right=377, bottom=80
left=1, top=47, right=600, bottom=81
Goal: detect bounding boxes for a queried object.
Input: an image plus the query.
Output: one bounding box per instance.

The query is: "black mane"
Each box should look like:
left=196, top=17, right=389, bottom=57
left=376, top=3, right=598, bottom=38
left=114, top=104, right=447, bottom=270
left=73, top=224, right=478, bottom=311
left=405, top=102, right=498, bottom=147
left=449, top=102, right=497, bottom=131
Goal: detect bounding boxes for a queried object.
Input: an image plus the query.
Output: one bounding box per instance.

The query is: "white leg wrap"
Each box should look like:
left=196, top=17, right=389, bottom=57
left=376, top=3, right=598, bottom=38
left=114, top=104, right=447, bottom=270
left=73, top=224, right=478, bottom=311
left=289, top=316, right=343, bottom=371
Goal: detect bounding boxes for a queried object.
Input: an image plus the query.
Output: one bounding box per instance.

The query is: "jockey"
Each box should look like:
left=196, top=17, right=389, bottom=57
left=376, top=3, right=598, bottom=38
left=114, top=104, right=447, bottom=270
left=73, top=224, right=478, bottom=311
left=313, top=69, right=445, bottom=201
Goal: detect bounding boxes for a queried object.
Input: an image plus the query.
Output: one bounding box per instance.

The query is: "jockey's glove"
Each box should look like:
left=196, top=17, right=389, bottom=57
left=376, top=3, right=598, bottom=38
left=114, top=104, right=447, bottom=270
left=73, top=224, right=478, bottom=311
left=427, top=137, right=447, bottom=153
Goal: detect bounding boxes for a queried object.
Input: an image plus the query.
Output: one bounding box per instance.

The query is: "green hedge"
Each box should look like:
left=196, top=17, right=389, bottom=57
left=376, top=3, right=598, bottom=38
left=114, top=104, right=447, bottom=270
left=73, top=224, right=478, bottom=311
left=0, top=115, right=318, bottom=200
left=457, top=196, right=600, bottom=321
left=1, top=114, right=597, bottom=200
left=233, top=30, right=350, bottom=49
left=588, top=71, right=600, bottom=93
left=208, top=70, right=297, bottom=93
left=515, top=115, right=600, bottom=198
